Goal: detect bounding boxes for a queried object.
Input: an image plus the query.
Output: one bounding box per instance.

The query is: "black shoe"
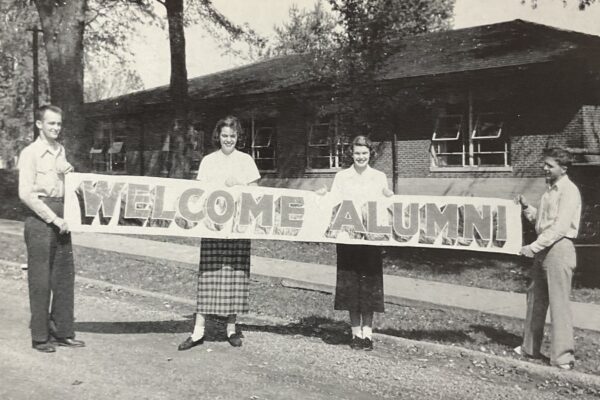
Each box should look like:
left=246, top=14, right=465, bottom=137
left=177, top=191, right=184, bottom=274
left=178, top=336, right=204, bottom=351
left=350, top=336, right=363, bottom=350
left=227, top=333, right=243, bottom=347
left=362, top=337, right=374, bottom=351
left=32, top=341, right=56, bottom=353
left=51, top=337, right=85, bottom=347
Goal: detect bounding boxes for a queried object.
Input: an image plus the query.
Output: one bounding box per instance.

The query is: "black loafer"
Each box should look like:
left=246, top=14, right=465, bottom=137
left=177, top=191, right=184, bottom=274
left=32, top=340, right=56, bottom=353
left=227, top=333, right=242, bottom=347
left=362, top=337, right=374, bottom=351
left=178, top=336, right=204, bottom=351
left=52, top=337, right=85, bottom=347
left=350, top=336, right=363, bottom=350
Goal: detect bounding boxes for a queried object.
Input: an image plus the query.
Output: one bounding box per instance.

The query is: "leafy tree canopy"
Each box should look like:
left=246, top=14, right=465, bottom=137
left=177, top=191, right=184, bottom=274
left=269, top=0, right=337, bottom=57
left=523, top=0, right=597, bottom=10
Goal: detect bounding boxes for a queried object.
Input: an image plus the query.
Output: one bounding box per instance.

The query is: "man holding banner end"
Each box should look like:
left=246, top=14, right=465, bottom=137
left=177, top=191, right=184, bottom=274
left=18, top=105, right=85, bottom=353
left=514, top=147, right=581, bottom=370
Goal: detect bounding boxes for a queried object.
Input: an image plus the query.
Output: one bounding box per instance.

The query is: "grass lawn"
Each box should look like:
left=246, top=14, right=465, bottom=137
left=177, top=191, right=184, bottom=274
left=123, top=234, right=600, bottom=305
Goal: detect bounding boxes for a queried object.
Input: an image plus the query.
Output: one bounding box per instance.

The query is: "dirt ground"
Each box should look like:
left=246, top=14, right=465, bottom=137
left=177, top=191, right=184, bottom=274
left=1, top=273, right=599, bottom=400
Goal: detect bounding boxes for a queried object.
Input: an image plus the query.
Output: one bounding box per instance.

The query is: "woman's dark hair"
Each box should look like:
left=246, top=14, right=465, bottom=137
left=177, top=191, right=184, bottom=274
left=211, top=115, right=245, bottom=149
left=543, top=147, right=573, bottom=169
left=347, top=135, right=376, bottom=162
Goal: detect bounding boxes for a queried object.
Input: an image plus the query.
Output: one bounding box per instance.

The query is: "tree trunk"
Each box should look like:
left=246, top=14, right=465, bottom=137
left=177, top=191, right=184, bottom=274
left=34, top=0, right=88, bottom=171
left=164, top=0, right=189, bottom=179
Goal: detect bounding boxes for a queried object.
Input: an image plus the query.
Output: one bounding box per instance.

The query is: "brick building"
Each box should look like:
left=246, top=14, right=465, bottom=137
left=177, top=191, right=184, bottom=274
left=84, top=20, right=600, bottom=245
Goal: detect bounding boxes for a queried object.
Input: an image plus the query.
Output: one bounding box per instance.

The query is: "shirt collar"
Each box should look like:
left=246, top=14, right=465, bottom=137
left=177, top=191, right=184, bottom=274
left=33, top=137, right=62, bottom=157
left=349, top=164, right=372, bottom=177
left=217, top=149, right=237, bottom=158
left=548, top=174, right=570, bottom=191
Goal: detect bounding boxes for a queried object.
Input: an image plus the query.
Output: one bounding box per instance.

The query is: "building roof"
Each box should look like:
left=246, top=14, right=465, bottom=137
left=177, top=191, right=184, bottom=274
left=378, top=19, right=600, bottom=81
left=85, top=19, right=600, bottom=116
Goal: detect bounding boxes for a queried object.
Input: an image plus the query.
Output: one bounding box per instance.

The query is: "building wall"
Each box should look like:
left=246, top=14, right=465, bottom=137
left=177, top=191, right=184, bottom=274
left=83, top=77, right=599, bottom=202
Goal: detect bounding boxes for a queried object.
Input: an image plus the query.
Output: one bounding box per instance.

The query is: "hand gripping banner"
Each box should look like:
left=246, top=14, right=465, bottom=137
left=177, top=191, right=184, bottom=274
left=64, top=173, right=522, bottom=254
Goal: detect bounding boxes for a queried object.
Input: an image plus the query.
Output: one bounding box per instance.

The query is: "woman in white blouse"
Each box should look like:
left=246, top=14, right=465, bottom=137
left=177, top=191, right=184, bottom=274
left=178, top=116, right=260, bottom=350
left=329, top=135, right=393, bottom=351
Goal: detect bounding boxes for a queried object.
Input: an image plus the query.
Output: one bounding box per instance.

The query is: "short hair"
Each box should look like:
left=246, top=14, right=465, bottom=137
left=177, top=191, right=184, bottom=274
left=211, top=115, right=245, bottom=149
left=543, top=147, right=573, bottom=169
left=36, top=104, right=62, bottom=122
left=347, top=135, right=377, bottom=160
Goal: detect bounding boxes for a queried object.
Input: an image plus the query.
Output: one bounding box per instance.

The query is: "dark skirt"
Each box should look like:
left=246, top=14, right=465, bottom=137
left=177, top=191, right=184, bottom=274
left=196, top=238, right=251, bottom=315
left=334, top=244, right=384, bottom=313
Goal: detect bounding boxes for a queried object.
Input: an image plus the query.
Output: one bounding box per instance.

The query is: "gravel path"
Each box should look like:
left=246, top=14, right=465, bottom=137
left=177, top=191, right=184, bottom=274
left=1, top=271, right=598, bottom=400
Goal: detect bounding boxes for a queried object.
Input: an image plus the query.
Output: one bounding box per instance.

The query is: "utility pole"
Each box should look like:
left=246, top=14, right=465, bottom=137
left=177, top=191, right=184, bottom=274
left=27, top=27, right=43, bottom=140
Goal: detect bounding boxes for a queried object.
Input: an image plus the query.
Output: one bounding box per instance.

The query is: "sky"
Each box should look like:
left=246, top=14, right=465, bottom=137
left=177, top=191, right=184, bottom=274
left=132, top=0, right=600, bottom=89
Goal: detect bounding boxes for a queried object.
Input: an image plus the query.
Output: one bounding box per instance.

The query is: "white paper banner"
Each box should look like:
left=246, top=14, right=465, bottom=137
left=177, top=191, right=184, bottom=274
left=64, top=173, right=522, bottom=254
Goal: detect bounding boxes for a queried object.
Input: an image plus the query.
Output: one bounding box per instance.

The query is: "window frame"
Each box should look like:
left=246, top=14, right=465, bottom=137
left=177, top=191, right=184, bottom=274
left=90, top=122, right=127, bottom=174
left=306, top=114, right=350, bottom=172
left=429, top=97, right=511, bottom=172
left=250, top=119, right=277, bottom=172
left=471, top=112, right=509, bottom=168
left=430, top=114, right=466, bottom=168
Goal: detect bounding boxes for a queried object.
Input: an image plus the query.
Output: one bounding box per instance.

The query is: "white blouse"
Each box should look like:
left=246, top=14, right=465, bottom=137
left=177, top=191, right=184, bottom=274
left=330, top=165, right=389, bottom=205
left=196, top=149, right=260, bottom=186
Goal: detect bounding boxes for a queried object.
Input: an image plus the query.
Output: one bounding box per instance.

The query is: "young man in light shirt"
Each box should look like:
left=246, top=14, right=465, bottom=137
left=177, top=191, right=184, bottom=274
left=18, top=105, right=85, bottom=352
left=514, top=147, right=581, bottom=370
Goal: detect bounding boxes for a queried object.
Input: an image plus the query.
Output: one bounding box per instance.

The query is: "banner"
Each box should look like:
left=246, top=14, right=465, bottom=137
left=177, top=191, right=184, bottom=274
left=64, top=173, right=522, bottom=254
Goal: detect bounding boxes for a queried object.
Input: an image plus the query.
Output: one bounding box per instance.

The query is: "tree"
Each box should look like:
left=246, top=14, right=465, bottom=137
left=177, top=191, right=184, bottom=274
left=328, top=0, right=453, bottom=78
left=89, top=0, right=264, bottom=178
left=321, top=0, right=454, bottom=131
left=157, top=0, right=265, bottom=178
left=33, top=0, right=88, bottom=169
left=23, top=0, right=262, bottom=176
left=0, top=0, right=149, bottom=169
left=0, top=1, right=50, bottom=168
left=85, top=57, right=144, bottom=102
left=270, top=0, right=337, bottom=57
left=523, top=0, right=597, bottom=9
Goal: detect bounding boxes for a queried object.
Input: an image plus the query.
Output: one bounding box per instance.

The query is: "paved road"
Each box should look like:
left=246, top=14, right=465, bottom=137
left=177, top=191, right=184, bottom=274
left=1, top=275, right=599, bottom=400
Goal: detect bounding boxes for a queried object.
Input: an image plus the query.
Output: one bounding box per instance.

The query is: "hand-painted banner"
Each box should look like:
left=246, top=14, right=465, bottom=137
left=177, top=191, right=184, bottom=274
left=64, top=173, right=522, bottom=254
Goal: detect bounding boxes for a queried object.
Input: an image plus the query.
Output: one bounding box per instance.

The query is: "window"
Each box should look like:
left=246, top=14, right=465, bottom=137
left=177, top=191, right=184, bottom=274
left=431, top=115, right=465, bottom=166
left=249, top=120, right=277, bottom=171
left=307, top=115, right=350, bottom=170
left=430, top=102, right=509, bottom=169
left=107, top=140, right=126, bottom=172
left=90, top=146, right=105, bottom=171
left=188, top=123, right=204, bottom=177
left=90, top=123, right=127, bottom=173
left=471, top=113, right=508, bottom=166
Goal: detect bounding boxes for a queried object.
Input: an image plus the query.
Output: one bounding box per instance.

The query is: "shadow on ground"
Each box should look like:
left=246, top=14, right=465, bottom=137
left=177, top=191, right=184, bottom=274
left=75, top=315, right=522, bottom=349
left=470, top=324, right=522, bottom=348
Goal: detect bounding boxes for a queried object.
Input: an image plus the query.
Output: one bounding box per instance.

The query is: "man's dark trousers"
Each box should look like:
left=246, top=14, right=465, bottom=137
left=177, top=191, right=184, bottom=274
left=24, top=198, right=74, bottom=342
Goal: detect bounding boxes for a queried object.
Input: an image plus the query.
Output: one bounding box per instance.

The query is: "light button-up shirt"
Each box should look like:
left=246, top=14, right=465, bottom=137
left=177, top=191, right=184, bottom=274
left=18, top=137, right=73, bottom=223
left=524, top=175, right=581, bottom=253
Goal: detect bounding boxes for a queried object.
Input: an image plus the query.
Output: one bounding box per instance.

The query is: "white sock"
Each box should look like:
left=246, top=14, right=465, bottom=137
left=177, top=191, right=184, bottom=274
left=191, top=314, right=205, bottom=341
left=351, top=326, right=363, bottom=338
left=363, top=326, right=373, bottom=339
left=226, top=323, right=236, bottom=337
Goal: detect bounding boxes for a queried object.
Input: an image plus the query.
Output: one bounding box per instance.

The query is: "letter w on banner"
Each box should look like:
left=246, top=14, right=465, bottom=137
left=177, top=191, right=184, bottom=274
left=64, top=173, right=522, bottom=254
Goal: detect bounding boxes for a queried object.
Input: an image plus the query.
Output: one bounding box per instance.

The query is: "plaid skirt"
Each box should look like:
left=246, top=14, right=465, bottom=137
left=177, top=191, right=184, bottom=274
left=334, top=244, right=384, bottom=313
left=196, top=238, right=251, bottom=315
